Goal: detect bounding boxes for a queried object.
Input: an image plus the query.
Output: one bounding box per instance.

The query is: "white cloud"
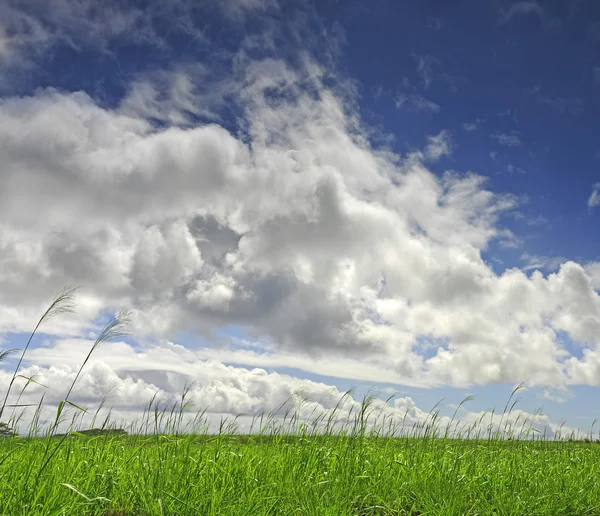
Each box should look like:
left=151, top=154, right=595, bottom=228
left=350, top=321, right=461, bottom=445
left=411, top=53, right=439, bottom=90
left=394, top=93, right=440, bottom=114
left=1, top=60, right=600, bottom=392
left=498, top=2, right=560, bottom=29
left=0, top=337, right=443, bottom=436
left=507, top=164, right=526, bottom=175
left=423, top=130, right=452, bottom=161
left=588, top=183, right=600, bottom=208
left=521, top=253, right=568, bottom=272
left=0, top=338, right=582, bottom=439
left=585, top=262, right=600, bottom=290
left=500, top=1, right=544, bottom=22
left=0, top=0, right=164, bottom=67
left=119, top=64, right=228, bottom=126
left=525, top=85, right=583, bottom=116
left=540, top=388, right=570, bottom=404
left=1, top=1, right=600, bottom=435
left=492, top=131, right=522, bottom=147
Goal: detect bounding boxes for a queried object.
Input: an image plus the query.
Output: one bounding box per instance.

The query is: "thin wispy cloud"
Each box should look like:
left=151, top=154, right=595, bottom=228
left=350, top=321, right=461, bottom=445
left=521, top=253, right=569, bottom=272
left=411, top=53, right=439, bottom=90
left=525, top=85, right=583, bottom=115
left=394, top=93, right=440, bottom=113
left=589, top=183, right=600, bottom=208
left=498, top=1, right=560, bottom=29
left=424, top=130, right=452, bottom=161
left=492, top=131, right=522, bottom=147
left=507, top=164, right=526, bottom=175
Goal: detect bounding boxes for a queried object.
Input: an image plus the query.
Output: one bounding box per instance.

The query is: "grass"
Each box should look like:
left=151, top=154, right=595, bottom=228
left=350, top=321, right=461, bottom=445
left=1, top=288, right=599, bottom=515
left=2, top=422, right=600, bottom=515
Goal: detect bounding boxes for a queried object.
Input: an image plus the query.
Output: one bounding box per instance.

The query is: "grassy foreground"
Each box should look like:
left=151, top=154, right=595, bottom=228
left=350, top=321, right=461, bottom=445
left=1, top=287, right=600, bottom=515
left=1, top=427, right=600, bottom=515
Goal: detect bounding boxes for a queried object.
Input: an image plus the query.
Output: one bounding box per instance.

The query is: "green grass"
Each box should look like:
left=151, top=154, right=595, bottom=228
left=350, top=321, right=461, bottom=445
left=1, top=287, right=600, bottom=515
left=2, top=425, right=600, bottom=515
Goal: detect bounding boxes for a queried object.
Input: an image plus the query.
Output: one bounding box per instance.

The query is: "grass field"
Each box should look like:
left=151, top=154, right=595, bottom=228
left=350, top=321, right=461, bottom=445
left=1, top=420, right=600, bottom=515
left=1, top=288, right=600, bottom=515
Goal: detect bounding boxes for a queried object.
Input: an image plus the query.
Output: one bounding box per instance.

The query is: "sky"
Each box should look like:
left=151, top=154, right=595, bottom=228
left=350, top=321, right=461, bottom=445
left=1, top=0, right=600, bottom=438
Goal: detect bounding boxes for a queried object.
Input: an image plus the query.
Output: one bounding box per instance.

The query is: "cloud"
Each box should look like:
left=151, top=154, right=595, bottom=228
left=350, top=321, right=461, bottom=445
left=394, top=93, right=440, bottom=113
left=411, top=53, right=439, bottom=90
left=498, top=2, right=560, bottom=29
left=463, top=123, right=478, bottom=132
left=0, top=0, right=164, bottom=63
left=408, top=54, right=465, bottom=94
left=521, top=253, right=569, bottom=272
left=540, top=388, right=570, bottom=404
left=1, top=0, right=600, bottom=424
left=118, top=64, right=228, bottom=126
left=585, top=262, right=600, bottom=290
left=423, top=131, right=452, bottom=161
left=1, top=57, right=600, bottom=391
left=507, top=164, right=526, bottom=175
left=492, top=131, right=522, bottom=147
left=0, top=0, right=278, bottom=88
left=588, top=183, right=600, bottom=208
left=525, top=86, right=583, bottom=116
left=490, top=151, right=498, bottom=161
left=0, top=337, right=581, bottom=439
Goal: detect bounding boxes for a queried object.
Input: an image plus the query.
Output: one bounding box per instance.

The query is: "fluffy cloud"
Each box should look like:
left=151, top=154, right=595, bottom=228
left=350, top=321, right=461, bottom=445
left=1, top=338, right=578, bottom=439
left=1, top=52, right=600, bottom=392
left=585, top=262, right=600, bottom=290
left=2, top=2, right=600, bottom=442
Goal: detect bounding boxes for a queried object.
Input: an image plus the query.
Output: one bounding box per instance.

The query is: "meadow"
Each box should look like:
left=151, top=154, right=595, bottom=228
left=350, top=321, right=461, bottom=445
left=1, top=288, right=599, bottom=515
left=2, top=419, right=600, bottom=515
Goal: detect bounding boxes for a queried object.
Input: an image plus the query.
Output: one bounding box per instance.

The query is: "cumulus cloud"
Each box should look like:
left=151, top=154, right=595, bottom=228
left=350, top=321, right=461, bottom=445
left=585, top=262, right=600, bottom=290
left=0, top=337, right=579, bottom=439
left=0, top=61, right=599, bottom=392
left=1, top=0, right=600, bottom=441
left=1, top=54, right=600, bottom=392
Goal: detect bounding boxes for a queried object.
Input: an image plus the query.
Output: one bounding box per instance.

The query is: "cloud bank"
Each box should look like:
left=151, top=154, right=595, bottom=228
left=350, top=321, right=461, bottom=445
left=1, top=0, right=600, bottom=435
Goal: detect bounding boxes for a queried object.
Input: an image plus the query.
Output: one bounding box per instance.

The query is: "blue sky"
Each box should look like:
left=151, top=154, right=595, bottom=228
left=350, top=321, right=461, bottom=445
left=324, top=0, right=600, bottom=270
left=0, top=0, right=599, bottom=437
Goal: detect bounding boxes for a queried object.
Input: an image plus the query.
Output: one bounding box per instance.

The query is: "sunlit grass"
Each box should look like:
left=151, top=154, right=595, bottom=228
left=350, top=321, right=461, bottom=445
left=2, top=413, right=600, bottom=515
left=1, top=288, right=599, bottom=515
